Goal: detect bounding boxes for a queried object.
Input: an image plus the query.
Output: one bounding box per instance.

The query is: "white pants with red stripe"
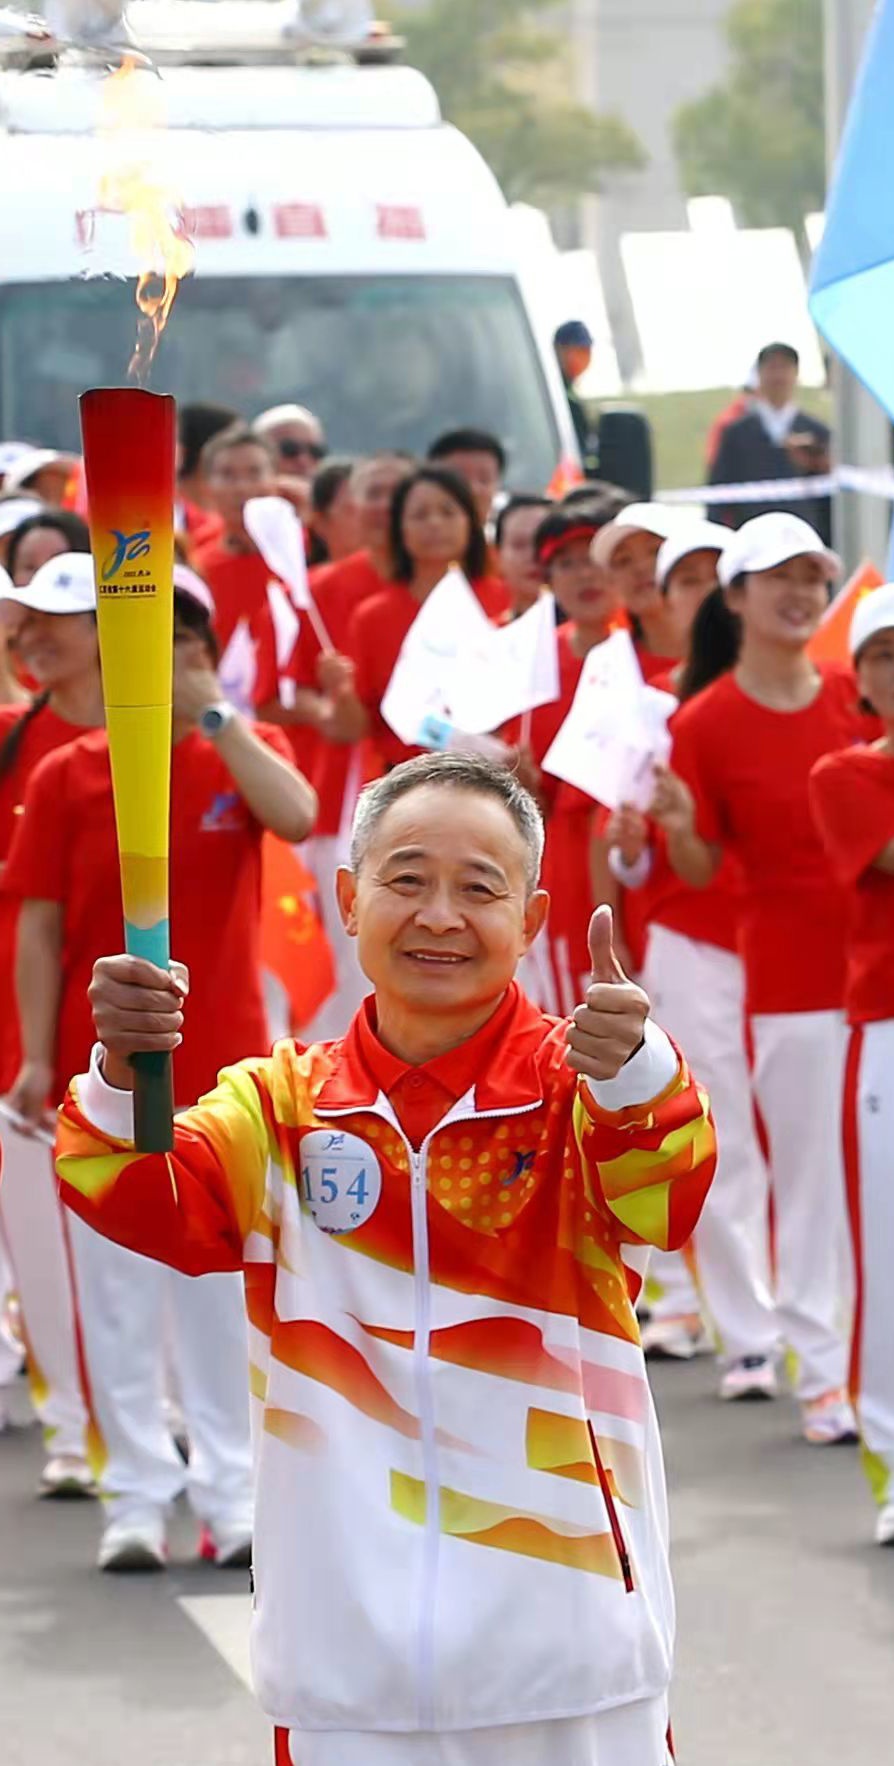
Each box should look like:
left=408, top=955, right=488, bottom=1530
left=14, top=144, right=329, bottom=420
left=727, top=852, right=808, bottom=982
left=843, top=1019, right=894, bottom=1507
left=277, top=1695, right=672, bottom=1765
left=302, top=834, right=371, bottom=1043
left=751, top=1008, right=851, bottom=1400
left=0, top=1124, right=88, bottom=1456
left=643, top=928, right=778, bottom=1361
left=67, top=1214, right=253, bottom=1531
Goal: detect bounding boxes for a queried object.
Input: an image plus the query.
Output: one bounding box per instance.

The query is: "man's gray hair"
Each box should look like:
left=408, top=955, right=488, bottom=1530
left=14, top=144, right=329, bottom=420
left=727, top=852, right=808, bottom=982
left=350, top=753, right=545, bottom=891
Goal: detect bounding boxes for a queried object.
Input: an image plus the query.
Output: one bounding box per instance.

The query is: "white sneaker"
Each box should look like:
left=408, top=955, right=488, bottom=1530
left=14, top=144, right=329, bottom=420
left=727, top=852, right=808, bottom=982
left=98, top=1514, right=167, bottom=1573
left=719, top=1356, right=779, bottom=1403
left=875, top=1504, right=894, bottom=1547
left=197, top=1520, right=253, bottom=1569
left=39, top=1455, right=97, bottom=1500
left=800, top=1390, right=860, bottom=1446
left=640, top=1313, right=709, bottom=1361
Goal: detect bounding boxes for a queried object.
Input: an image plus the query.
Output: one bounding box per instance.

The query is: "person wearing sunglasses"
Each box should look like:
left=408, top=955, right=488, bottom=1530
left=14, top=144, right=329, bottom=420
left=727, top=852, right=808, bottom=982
left=253, top=403, right=327, bottom=477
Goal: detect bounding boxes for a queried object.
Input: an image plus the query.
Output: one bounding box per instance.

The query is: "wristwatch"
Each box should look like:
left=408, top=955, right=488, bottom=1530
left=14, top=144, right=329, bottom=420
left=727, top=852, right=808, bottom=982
left=198, top=701, right=237, bottom=740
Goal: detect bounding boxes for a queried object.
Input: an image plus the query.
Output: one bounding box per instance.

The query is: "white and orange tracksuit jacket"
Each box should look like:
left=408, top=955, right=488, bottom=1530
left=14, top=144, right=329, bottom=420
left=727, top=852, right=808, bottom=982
left=55, top=991, right=715, bottom=1735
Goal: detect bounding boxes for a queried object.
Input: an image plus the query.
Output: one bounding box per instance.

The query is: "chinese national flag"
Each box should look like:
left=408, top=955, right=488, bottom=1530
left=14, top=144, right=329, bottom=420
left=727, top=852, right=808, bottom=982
left=808, top=560, right=885, bottom=664
left=546, top=456, right=585, bottom=500
left=260, top=835, right=335, bottom=1031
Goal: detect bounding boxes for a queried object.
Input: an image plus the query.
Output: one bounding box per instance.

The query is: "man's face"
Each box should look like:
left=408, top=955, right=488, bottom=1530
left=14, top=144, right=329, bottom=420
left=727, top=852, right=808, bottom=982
left=558, top=343, right=592, bottom=384
left=353, top=459, right=412, bottom=550
left=757, top=351, right=798, bottom=408
left=266, top=416, right=326, bottom=479
left=857, top=629, right=894, bottom=721
left=207, top=443, right=276, bottom=528
left=438, top=450, right=502, bottom=525
left=337, top=786, right=547, bottom=1021
left=497, top=505, right=546, bottom=612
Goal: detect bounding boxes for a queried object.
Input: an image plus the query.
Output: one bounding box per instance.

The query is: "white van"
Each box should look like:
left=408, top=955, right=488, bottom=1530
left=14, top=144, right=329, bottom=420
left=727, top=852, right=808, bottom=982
left=0, top=4, right=577, bottom=486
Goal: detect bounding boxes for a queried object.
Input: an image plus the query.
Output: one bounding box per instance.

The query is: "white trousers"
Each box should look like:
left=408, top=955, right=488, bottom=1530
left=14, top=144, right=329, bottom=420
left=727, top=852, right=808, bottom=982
left=68, top=1213, right=253, bottom=1531
left=843, top=1019, right=894, bottom=1507
left=0, top=1225, right=23, bottom=1387
left=643, top=928, right=778, bottom=1361
left=282, top=1696, right=671, bottom=1765
left=301, top=834, right=371, bottom=1043
left=0, top=1122, right=88, bottom=1456
left=751, top=1007, right=850, bottom=1400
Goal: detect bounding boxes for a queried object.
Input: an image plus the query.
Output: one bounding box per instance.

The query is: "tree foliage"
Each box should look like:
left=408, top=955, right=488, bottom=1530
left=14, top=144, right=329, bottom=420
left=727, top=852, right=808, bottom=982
left=394, top=0, right=646, bottom=207
left=672, top=0, right=825, bottom=234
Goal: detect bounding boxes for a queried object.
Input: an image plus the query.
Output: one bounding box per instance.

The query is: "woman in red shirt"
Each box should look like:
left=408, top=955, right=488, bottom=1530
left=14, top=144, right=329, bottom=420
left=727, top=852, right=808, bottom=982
left=590, top=504, right=683, bottom=681
left=331, top=466, right=508, bottom=775
left=0, top=549, right=101, bottom=1498
left=607, top=526, right=778, bottom=1390
left=810, top=585, right=894, bottom=1542
left=4, top=579, right=316, bottom=1572
left=651, top=513, right=865, bottom=1444
left=521, top=502, right=621, bottom=1017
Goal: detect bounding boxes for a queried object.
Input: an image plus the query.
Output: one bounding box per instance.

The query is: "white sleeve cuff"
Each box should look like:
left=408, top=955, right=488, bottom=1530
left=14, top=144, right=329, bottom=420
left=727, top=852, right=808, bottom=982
left=74, top=1045, right=136, bottom=1144
left=608, top=845, right=653, bottom=888
left=584, top=1017, right=679, bottom=1112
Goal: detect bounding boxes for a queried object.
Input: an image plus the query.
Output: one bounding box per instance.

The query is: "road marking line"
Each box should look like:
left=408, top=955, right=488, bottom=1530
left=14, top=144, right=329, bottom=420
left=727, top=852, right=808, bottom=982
left=178, top=1594, right=252, bottom=1690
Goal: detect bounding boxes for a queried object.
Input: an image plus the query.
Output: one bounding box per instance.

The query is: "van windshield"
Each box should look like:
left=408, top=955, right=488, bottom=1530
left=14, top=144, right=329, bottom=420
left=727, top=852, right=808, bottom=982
left=0, top=273, right=561, bottom=486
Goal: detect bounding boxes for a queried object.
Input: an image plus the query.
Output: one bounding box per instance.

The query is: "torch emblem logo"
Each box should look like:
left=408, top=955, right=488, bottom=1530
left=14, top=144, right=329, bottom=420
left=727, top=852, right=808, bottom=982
left=102, top=528, right=152, bottom=582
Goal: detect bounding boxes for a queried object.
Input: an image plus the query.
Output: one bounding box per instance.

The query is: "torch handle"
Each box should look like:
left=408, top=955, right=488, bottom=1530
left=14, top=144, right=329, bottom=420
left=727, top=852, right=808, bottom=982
left=130, top=1051, right=175, bottom=1154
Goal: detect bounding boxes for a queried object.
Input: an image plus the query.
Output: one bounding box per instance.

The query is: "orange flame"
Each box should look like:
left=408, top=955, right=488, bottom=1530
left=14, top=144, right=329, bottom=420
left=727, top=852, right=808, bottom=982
left=98, top=57, right=194, bottom=384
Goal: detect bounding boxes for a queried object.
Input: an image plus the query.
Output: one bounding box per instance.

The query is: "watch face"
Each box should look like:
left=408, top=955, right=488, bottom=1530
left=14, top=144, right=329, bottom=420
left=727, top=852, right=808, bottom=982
left=201, top=706, right=225, bottom=735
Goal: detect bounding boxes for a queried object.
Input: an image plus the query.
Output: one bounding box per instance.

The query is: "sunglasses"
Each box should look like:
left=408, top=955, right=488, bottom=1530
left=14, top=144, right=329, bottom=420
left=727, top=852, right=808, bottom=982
left=277, top=438, right=326, bottom=462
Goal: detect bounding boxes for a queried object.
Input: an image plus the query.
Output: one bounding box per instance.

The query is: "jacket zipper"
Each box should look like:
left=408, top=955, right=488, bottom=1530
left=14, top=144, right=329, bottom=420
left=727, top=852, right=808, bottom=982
left=587, top=1420, right=635, bottom=1593
left=409, top=1139, right=439, bottom=1730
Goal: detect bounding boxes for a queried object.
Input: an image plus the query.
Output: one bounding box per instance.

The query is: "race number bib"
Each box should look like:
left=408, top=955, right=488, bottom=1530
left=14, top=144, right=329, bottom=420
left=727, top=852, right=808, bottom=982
left=299, top=1130, right=382, bottom=1235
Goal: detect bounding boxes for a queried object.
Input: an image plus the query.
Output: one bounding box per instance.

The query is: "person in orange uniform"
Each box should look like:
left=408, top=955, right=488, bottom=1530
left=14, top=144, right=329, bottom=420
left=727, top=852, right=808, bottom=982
left=590, top=505, right=682, bottom=682
left=810, top=584, right=894, bottom=1544
left=519, top=501, right=622, bottom=1017
left=330, top=465, right=508, bottom=775
left=607, top=525, right=778, bottom=1388
left=56, top=751, right=714, bottom=1766
left=3, top=575, right=317, bottom=1572
left=0, top=551, right=102, bottom=1497
left=651, top=513, right=869, bottom=1445
left=191, top=422, right=282, bottom=714
left=277, top=455, right=416, bottom=1038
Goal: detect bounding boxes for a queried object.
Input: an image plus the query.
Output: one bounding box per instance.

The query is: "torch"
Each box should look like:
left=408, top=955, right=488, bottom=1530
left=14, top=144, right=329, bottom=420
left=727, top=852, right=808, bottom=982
left=80, top=387, right=176, bottom=1153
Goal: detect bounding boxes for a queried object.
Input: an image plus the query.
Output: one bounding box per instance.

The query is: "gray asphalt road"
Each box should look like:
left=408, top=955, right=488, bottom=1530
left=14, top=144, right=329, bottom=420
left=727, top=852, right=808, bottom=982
left=1, top=1360, right=892, bottom=1766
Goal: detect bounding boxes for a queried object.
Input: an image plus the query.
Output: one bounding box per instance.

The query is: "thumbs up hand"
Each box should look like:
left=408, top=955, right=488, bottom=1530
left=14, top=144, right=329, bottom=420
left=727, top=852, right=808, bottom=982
left=566, top=906, right=650, bottom=1082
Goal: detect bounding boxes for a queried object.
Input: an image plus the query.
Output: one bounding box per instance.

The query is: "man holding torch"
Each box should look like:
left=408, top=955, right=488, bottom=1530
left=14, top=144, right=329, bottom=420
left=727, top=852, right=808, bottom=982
left=56, top=750, right=714, bottom=1765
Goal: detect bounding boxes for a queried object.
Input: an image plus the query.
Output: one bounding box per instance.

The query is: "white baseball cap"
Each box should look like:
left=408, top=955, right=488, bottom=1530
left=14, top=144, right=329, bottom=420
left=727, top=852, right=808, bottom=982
left=2, top=447, right=65, bottom=495
left=173, top=561, right=215, bottom=616
left=656, top=521, right=730, bottom=589
left=0, top=497, right=44, bottom=539
left=717, top=513, right=840, bottom=588
left=590, top=503, right=681, bottom=569
left=850, top=583, right=894, bottom=658
left=0, top=551, right=96, bottom=617
left=0, top=442, right=38, bottom=479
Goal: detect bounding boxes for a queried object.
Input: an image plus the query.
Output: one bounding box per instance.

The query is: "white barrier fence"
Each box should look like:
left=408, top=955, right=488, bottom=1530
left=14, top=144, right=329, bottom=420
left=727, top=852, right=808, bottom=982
left=658, top=464, right=894, bottom=506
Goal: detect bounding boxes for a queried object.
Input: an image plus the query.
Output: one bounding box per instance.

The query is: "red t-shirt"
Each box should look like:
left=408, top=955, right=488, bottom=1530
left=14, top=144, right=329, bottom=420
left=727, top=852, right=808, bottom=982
left=192, top=535, right=280, bottom=709
left=670, top=664, right=869, bottom=1013
left=528, top=624, right=602, bottom=973
left=810, top=746, right=894, bottom=1024
left=288, top=551, right=390, bottom=835
left=634, top=641, right=679, bottom=685
left=346, top=575, right=509, bottom=774
left=0, top=703, right=102, bottom=1092
left=179, top=500, right=222, bottom=551
left=2, top=723, right=293, bottom=1106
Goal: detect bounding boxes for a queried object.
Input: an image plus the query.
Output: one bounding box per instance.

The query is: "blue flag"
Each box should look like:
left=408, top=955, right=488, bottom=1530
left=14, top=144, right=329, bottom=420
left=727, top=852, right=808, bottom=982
left=810, top=0, right=894, bottom=418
